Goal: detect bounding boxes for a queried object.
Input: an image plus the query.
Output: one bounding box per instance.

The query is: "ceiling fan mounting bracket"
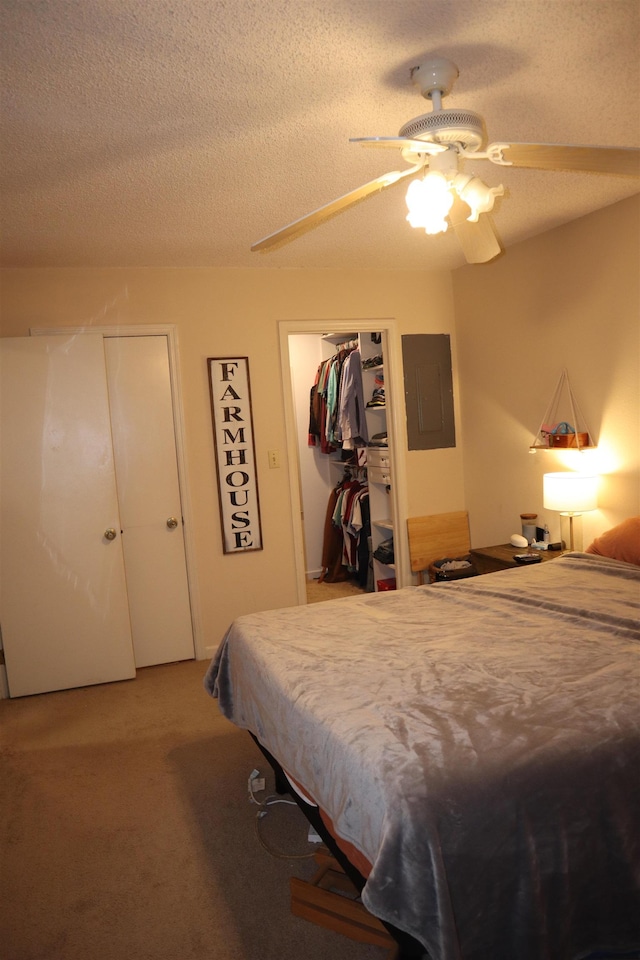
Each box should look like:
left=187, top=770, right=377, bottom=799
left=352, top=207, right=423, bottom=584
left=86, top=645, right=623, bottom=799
left=410, top=57, right=460, bottom=101
left=403, top=58, right=484, bottom=152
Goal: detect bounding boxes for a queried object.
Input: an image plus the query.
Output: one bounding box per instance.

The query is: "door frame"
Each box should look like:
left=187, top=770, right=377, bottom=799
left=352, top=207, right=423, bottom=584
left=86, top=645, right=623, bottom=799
left=278, top=318, right=409, bottom=606
left=31, top=323, right=203, bottom=660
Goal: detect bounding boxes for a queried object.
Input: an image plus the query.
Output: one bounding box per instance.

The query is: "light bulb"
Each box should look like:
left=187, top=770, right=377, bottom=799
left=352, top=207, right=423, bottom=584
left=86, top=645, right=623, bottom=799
left=405, top=171, right=453, bottom=235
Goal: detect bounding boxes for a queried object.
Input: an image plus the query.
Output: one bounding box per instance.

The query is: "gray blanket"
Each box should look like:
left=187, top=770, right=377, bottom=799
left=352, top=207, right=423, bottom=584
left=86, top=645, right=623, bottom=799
left=204, top=554, right=640, bottom=960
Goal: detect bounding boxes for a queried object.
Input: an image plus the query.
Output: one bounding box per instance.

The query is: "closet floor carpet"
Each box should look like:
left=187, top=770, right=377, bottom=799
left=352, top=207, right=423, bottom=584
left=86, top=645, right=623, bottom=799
left=306, top=578, right=366, bottom=603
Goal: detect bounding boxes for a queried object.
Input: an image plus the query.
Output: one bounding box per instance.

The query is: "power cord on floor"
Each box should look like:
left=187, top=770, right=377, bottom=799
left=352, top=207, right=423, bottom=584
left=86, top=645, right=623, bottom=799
left=248, top=768, right=317, bottom=861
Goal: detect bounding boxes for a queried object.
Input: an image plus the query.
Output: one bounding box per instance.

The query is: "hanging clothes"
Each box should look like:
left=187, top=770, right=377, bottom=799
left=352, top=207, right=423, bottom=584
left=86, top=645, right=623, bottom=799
left=319, top=475, right=370, bottom=584
left=308, top=339, right=371, bottom=588
left=338, top=349, right=369, bottom=449
left=308, top=345, right=368, bottom=453
left=318, top=484, right=349, bottom=583
left=308, top=349, right=348, bottom=453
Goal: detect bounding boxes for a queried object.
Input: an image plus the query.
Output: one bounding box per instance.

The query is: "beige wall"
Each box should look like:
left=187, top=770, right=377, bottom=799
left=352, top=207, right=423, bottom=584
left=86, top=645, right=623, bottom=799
left=453, top=195, right=640, bottom=550
left=4, top=199, right=635, bottom=659
left=0, top=267, right=463, bottom=657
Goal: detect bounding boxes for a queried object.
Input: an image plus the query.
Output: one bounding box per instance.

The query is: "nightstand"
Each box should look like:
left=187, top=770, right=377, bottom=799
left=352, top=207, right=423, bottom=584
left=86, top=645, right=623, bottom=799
left=469, top=543, right=561, bottom=576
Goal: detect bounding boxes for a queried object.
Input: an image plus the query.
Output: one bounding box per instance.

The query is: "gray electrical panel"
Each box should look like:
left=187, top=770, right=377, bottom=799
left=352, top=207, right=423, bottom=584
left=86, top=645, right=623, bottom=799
left=402, top=334, right=456, bottom=450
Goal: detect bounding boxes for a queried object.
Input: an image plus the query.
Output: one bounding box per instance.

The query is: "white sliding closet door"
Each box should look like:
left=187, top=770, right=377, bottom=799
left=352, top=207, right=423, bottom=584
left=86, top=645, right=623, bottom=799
left=104, top=335, right=194, bottom=668
left=0, top=334, right=136, bottom=697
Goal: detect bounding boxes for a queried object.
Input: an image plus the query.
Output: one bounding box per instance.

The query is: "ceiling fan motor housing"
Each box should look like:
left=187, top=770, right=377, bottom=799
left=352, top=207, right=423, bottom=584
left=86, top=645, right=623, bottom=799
left=399, top=109, right=485, bottom=151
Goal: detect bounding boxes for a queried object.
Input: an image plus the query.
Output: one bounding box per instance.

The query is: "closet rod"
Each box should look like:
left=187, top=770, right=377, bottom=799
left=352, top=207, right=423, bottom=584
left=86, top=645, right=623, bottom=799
left=333, top=337, right=358, bottom=353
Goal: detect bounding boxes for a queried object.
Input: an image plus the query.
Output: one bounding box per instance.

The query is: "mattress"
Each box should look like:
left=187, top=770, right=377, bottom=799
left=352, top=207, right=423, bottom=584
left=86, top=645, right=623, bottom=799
left=205, top=553, right=640, bottom=960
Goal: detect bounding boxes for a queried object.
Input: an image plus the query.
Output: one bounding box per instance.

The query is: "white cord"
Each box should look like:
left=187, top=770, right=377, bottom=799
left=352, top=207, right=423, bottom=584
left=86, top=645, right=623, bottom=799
left=247, top=769, right=316, bottom=860
left=248, top=776, right=297, bottom=810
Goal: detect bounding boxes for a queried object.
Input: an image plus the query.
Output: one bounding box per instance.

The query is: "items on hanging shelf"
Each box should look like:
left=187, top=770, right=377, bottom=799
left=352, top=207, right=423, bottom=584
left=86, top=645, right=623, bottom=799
left=542, top=422, right=590, bottom=449
left=529, top=369, right=594, bottom=451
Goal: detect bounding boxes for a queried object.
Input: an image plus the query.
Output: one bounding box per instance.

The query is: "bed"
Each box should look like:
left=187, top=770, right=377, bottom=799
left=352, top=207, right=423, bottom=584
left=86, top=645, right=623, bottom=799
left=204, top=531, right=640, bottom=960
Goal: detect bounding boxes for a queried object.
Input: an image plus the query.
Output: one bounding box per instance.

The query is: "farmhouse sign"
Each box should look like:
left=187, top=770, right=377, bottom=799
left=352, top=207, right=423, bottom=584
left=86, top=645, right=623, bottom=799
left=207, top=357, right=263, bottom=553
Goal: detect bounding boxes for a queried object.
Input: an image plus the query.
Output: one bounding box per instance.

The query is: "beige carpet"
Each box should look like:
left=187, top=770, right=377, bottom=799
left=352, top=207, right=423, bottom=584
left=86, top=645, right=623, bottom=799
left=0, top=660, right=388, bottom=960
left=306, top=578, right=366, bottom=604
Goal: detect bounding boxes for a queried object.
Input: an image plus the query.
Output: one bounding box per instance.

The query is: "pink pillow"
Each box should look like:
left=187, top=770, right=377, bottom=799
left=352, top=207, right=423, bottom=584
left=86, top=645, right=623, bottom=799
left=585, top=517, right=640, bottom=566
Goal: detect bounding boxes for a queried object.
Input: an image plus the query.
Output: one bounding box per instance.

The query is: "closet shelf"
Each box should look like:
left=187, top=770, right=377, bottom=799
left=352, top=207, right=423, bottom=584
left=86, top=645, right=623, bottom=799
left=322, top=332, right=358, bottom=345
left=373, top=519, right=393, bottom=530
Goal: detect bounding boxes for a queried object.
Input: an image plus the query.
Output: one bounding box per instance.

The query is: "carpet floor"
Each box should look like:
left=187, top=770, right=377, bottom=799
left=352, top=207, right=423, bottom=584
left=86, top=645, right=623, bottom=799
left=0, top=659, right=388, bottom=960
left=306, top=578, right=366, bottom=604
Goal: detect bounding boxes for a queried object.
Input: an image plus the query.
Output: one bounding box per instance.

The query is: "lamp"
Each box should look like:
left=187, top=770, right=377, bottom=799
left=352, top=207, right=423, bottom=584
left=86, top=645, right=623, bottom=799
left=543, top=472, right=599, bottom=551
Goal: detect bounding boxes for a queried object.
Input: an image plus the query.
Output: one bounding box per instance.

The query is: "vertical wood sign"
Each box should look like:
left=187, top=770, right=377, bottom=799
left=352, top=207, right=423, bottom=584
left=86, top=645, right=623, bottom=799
left=208, top=357, right=263, bottom=553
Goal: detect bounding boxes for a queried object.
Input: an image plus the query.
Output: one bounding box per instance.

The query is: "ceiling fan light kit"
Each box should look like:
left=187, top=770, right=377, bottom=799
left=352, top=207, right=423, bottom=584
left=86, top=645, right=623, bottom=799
left=405, top=152, right=504, bottom=235
left=406, top=171, right=454, bottom=234
left=251, top=56, right=640, bottom=264
left=454, top=174, right=504, bottom=222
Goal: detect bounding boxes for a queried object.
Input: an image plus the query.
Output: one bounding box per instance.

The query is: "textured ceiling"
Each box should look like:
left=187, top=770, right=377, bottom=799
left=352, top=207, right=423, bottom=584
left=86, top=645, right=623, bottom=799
left=1, top=0, right=639, bottom=271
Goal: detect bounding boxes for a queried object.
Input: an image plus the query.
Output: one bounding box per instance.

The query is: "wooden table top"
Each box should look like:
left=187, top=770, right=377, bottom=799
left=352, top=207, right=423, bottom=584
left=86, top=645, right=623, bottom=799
left=470, top=543, right=560, bottom=567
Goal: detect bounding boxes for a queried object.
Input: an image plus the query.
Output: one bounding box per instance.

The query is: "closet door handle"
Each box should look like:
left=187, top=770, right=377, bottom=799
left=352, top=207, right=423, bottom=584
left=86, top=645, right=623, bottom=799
left=166, top=517, right=179, bottom=529
left=104, top=528, right=117, bottom=541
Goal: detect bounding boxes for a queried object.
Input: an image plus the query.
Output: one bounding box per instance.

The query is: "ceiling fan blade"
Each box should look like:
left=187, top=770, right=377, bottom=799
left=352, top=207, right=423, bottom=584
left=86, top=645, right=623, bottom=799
left=486, top=142, right=640, bottom=177
left=251, top=165, right=422, bottom=252
left=350, top=137, right=448, bottom=154
left=449, top=196, right=502, bottom=264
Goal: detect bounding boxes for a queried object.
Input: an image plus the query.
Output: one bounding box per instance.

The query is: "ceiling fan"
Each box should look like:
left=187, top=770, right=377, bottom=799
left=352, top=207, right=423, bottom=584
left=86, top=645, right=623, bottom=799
left=251, top=57, right=640, bottom=264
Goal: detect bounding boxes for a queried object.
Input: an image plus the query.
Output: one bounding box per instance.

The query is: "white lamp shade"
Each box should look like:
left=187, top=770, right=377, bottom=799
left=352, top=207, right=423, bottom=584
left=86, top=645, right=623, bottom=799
left=543, top=472, right=599, bottom=514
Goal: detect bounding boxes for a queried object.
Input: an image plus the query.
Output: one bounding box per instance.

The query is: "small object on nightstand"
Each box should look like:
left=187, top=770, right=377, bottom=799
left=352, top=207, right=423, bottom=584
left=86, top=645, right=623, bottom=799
left=470, top=542, right=560, bottom=574
left=514, top=553, right=542, bottom=564
left=547, top=542, right=564, bottom=551
left=510, top=533, right=529, bottom=548
left=520, top=513, right=538, bottom=542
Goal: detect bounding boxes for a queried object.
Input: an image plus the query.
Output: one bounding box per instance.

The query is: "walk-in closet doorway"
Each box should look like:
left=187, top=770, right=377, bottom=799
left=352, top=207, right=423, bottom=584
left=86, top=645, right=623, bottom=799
left=279, top=319, right=409, bottom=606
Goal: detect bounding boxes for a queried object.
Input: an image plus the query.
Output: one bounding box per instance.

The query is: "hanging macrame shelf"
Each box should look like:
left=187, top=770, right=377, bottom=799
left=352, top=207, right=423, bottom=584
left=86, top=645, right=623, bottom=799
left=529, top=369, right=596, bottom=451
